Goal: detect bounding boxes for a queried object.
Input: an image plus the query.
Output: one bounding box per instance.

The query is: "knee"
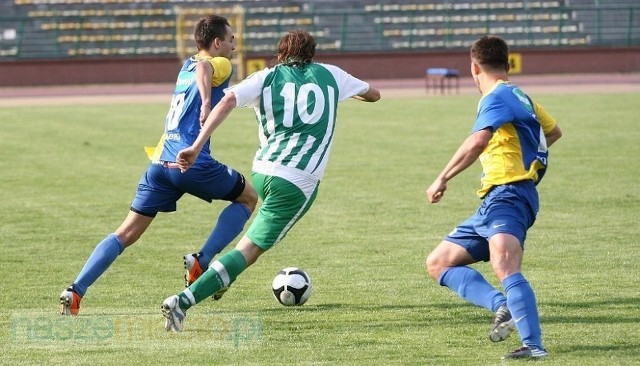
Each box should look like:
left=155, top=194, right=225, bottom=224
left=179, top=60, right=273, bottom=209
left=425, top=252, right=443, bottom=281
left=490, top=263, right=521, bottom=282
left=237, top=185, right=258, bottom=212
left=236, top=237, right=264, bottom=266
left=114, top=228, right=141, bottom=247
left=489, top=238, right=523, bottom=280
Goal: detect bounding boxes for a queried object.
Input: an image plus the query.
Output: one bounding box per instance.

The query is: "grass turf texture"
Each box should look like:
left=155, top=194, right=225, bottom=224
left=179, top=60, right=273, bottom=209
left=0, top=93, right=639, bottom=365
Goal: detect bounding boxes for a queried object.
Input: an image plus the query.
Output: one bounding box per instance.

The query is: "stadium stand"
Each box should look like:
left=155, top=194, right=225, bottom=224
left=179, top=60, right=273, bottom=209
left=4, top=0, right=325, bottom=58
left=0, top=0, right=637, bottom=61
left=566, top=0, right=640, bottom=45
left=367, top=1, right=590, bottom=49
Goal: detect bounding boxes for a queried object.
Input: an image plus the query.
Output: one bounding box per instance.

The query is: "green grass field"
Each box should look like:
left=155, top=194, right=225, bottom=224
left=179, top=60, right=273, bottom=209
left=1, top=92, right=639, bottom=365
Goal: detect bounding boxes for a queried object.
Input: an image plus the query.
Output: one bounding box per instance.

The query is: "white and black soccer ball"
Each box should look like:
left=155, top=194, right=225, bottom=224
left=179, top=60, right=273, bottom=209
left=271, top=267, right=312, bottom=306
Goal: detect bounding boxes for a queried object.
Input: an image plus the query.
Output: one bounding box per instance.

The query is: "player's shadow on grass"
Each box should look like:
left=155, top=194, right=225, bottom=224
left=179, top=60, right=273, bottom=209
left=258, top=302, right=442, bottom=313
left=256, top=302, right=488, bottom=325
left=558, top=344, right=640, bottom=353
left=543, top=296, right=640, bottom=308
left=541, top=296, right=640, bottom=324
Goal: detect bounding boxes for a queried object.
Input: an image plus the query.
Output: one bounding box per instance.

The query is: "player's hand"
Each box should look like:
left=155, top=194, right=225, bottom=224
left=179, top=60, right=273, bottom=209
left=200, top=104, right=211, bottom=126
left=426, top=178, right=447, bottom=203
left=176, top=147, right=198, bottom=173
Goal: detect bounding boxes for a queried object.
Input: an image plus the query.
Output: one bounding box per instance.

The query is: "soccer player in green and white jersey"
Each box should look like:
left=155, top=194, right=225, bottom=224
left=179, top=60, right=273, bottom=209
left=161, top=29, right=380, bottom=331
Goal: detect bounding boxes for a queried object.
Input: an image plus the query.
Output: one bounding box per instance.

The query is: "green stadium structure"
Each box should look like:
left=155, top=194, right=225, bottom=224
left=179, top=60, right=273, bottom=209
left=0, top=0, right=638, bottom=81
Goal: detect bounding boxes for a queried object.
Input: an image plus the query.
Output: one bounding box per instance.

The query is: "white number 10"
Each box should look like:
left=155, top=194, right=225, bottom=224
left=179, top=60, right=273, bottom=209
left=266, top=82, right=327, bottom=128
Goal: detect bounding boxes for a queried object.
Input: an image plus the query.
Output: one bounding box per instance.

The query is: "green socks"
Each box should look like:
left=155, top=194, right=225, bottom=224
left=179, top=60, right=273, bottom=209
left=178, top=249, right=247, bottom=311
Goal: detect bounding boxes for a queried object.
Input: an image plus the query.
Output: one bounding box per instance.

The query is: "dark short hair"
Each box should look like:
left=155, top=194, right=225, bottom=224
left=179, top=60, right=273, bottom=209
left=277, top=29, right=317, bottom=65
left=470, top=35, right=509, bottom=72
left=194, top=15, right=230, bottom=50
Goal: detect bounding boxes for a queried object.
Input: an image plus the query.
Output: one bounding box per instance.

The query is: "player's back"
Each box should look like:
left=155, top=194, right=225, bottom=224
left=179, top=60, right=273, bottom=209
left=255, top=63, right=340, bottom=178
left=232, top=61, right=369, bottom=183
left=156, top=56, right=231, bottom=163
left=475, top=82, right=550, bottom=197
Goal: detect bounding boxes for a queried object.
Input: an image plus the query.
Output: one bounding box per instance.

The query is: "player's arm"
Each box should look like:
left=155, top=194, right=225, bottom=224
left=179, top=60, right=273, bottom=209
left=534, top=101, right=562, bottom=147
left=323, top=64, right=380, bottom=102
left=545, top=125, right=562, bottom=147
left=426, top=128, right=492, bottom=203
left=196, top=60, right=214, bottom=125
left=176, top=92, right=237, bottom=172
left=351, top=85, right=381, bottom=102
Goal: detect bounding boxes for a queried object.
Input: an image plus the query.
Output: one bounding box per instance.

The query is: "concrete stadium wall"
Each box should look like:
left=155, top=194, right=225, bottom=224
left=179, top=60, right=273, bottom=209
left=316, top=47, right=640, bottom=80
left=1, top=47, right=638, bottom=87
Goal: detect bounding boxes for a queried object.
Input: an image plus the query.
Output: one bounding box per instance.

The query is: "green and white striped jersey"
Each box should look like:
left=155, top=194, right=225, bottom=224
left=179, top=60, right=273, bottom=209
left=228, top=62, right=369, bottom=188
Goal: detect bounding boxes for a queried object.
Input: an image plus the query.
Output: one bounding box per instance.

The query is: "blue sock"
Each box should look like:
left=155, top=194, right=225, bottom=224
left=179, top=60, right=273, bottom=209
left=72, top=233, right=124, bottom=297
left=439, top=266, right=507, bottom=312
left=502, top=272, right=543, bottom=349
left=197, top=203, right=251, bottom=268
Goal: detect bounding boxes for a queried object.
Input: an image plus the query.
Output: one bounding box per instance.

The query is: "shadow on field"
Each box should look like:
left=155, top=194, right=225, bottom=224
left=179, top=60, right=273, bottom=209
left=541, top=296, right=640, bottom=324
left=544, top=296, right=640, bottom=308
left=556, top=343, right=640, bottom=358
left=564, top=344, right=640, bottom=352
left=257, top=302, right=471, bottom=313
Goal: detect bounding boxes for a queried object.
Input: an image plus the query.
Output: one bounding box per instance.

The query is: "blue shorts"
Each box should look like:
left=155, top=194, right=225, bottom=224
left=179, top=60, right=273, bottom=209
left=445, top=180, right=539, bottom=262
left=130, top=159, right=245, bottom=217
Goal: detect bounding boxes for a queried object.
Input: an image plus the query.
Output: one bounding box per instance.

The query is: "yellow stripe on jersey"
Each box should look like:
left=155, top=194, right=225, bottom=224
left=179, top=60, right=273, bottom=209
left=533, top=102, right=557, bottom=134
left=196, top=55, right=232, bottom=87
left=478, top=123, right=546, bottom=197
left=145, top=133, right=167, bottom=161
left=476, top=102, right=556, bottom=198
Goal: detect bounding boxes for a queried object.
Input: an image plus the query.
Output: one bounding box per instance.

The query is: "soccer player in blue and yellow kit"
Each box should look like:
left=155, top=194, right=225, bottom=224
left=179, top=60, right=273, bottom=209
left=60, top=15, right=257, bottom=316
left=425, top=35, right=562, bottom=360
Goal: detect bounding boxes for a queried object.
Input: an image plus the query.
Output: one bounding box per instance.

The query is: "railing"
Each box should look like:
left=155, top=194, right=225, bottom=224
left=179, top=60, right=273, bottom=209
left=0, top=3, right=638, bottom=61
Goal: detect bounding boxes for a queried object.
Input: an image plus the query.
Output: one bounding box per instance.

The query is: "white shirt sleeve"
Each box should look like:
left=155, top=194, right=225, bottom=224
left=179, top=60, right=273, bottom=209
left=225, top=68, right=270, bottom=108
left=318, top=63, right=370, bottom=101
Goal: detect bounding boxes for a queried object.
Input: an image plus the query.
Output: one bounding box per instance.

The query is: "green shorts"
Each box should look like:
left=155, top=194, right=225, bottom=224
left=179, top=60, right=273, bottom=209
left=246, top=173, right=318, bottom=250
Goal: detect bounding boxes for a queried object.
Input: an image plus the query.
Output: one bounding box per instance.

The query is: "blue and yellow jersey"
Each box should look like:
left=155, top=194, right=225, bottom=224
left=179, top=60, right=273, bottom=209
left=145, top=55, right=232, bottom=163
left=473, top=80, right=557, bottom=198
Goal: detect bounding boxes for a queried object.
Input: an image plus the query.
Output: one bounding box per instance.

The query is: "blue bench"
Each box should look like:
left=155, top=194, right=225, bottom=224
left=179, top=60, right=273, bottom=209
left=425, top=68, right=460, bottom=94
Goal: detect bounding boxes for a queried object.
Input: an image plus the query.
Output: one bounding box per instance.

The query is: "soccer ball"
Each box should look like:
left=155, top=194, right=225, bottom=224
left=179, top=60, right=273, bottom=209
left=271, top=267, right=312, bottom=306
